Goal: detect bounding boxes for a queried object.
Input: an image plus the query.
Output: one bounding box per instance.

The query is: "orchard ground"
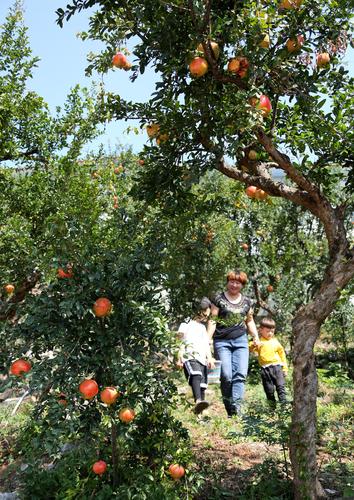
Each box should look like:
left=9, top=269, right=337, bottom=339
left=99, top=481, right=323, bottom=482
left=1, top=338, right=353, bottom=499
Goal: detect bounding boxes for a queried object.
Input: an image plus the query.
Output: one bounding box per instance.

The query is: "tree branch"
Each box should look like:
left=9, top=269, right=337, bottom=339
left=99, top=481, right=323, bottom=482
left=216, top=156, right=319, bottom=212
left=0, top=149, right=48, bottom=164
left=253, top=280, right=276, bottom=316
left=256, top=128, right=320, bottom=198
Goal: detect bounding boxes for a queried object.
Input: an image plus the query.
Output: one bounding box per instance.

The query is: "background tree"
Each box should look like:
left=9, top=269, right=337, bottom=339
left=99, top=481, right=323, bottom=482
left=0, top=5, right=102, bottom=316
left=56, top=1, right=354, bottom=497
left=0, top=6, right=100, bottom=169
left=1, top=153, right=195, bottom=498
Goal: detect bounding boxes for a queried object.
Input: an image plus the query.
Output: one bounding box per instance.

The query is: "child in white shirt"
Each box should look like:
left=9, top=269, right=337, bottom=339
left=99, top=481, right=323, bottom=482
left=177, top=297, right=215, bottom=414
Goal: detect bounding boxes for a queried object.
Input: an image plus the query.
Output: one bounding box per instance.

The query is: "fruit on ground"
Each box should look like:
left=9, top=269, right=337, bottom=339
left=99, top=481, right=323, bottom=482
left=93, top=297, right=112, bottom=317
left=146, top=123, right=160, bottom=139
left=100, top=387, right=119, bottom=405
left=4, top=284, right=15, bottom=294
left=227, top=56, right=249, bottom=78
left=245, top=185, right=258, bottom=198
left=241, top=243, right=249, bottom=251
left=119, top=407, right=136, bottom=423
left=279, top=0, right=302, bottom=8
left=286, top=35, right=304, bottom=53
left=168, top=464, right=185, bottom=480
left=112, top=52, right=128, bottom=68
left=316, top=52, right=330, bottom=67
left=10, top=359, right=32, bottom=376
left=266, top=285, right=274, bottom=293
left=197, top=41, right=220, bottom=60
left=189, top=57, right=208, bottom=77
left=92, top=460, right=107, bottom=475
left=79, top=379, right=99, bottom=399
left=259, top=34, right=270, bottom=48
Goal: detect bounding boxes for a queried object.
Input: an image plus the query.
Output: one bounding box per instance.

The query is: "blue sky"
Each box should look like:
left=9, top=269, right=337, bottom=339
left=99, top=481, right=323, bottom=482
left=1, top=1, right=353, bottom=157
left=0, top=0, right=156, bottom=154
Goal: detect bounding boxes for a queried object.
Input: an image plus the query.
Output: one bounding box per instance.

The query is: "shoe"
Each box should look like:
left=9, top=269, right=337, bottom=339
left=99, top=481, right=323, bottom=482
left=228, top=403, right=241, bottom=418
left=194, top=399, right=209, bottom=415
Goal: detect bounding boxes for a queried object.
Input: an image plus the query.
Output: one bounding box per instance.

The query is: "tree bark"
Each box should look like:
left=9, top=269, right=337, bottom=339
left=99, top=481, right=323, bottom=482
left=290, top=246, right=354, bottom=499
left=290, top=311, right=323, bottom=500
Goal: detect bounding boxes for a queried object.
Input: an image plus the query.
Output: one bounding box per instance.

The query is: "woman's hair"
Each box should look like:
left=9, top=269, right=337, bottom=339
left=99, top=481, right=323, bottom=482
left=226, top=270, right=248, bottom=284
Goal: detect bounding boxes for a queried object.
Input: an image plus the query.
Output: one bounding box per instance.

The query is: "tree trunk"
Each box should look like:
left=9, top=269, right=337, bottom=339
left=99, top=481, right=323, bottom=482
left=290, top=311, right=324, bottom=500
left=290, top=245, right=354, bottom=499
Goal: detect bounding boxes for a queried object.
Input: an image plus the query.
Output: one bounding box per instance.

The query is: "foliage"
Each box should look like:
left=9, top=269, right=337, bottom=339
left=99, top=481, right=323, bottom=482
left=0, top=161, right=194, bottom=496
left=54, top=4, right=354, bottom=494
left=236, top=458, right=293, bottom=500
left=0, top=6, right=100, bottom=168
left=0, top=6, right=194, bottom=496
left=320, top=290, right=354, bottom=378
left=1, top=0, right=354, bottom=496
left=57, top=0, right=353, bottom=193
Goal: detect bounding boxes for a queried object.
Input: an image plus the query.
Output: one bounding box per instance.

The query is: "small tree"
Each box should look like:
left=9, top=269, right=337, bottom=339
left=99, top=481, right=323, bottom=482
left=1, top=153, right=194, bottom=497
left=57, top=1, right=354, bottom=497
left=0, top=5, right=103, bottom=311
left=0, top=11, right=192, bottom=495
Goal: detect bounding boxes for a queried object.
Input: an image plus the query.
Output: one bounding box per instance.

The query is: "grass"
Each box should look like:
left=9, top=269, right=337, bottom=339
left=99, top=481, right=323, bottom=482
left=0, top=400, right=34, bottom=493
left=176, top=365, right=353, bottom=499
left=0, top=368, right=353, bottom=498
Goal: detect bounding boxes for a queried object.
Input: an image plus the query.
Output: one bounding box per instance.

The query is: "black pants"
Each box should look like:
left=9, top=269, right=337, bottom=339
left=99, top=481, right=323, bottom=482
left=261, top=365, right=287, bottom=402
left=183, top=360, right=208, bottom=402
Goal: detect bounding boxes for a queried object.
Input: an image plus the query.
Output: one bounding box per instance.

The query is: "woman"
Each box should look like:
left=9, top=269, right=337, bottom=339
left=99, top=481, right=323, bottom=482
left=207, top=270, right=260, bottom=417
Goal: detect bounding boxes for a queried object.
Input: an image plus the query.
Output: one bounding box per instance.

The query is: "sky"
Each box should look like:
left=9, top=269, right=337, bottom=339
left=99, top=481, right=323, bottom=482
left=0, top=1, right=353, bottom=157
left=0, top=0, right=156, bottom=154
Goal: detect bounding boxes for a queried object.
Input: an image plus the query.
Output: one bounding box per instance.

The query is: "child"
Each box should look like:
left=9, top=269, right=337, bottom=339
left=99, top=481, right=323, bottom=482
left=177, top=297, right=215, bottom=415
left=250, top=317, right=288, bottom=405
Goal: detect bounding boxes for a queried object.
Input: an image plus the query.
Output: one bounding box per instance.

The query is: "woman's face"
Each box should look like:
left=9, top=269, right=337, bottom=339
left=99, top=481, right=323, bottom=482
left=226, top=279, right=243, bottom=295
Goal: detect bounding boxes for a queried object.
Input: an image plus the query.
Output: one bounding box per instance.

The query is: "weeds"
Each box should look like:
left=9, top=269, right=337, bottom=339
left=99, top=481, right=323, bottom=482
left=1, top=365, right=353, bottom=498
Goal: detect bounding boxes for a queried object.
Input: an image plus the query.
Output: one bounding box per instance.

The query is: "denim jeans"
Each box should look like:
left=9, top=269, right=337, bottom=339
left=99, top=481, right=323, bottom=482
left=214, top=334, right=249, bottom=415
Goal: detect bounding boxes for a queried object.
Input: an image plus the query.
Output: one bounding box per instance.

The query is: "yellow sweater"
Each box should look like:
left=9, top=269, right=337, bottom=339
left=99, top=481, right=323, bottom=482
left=250, top=337, right=288, bottom=372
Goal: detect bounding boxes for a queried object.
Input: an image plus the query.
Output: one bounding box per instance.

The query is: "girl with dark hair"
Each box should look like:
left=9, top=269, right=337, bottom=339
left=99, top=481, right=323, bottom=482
left=177, top=297, right=215, bottom=415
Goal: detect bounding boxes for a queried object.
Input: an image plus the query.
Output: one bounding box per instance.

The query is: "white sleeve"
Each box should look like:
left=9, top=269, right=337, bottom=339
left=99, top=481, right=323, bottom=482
left=177, top=322, right=188, bottom=337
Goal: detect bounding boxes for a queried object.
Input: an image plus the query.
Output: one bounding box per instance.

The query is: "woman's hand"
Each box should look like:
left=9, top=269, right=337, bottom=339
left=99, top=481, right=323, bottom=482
left=249, top=341, right=259, bottom=353
left=252, top=338, right=261, bottom=348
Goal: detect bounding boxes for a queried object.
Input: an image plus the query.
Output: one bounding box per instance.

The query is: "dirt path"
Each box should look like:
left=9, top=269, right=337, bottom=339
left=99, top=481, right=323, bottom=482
left=179, top=387, right=288, bottom=498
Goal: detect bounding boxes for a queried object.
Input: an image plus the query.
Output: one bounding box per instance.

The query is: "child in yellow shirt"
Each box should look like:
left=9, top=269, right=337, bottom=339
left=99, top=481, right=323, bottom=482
left=250, top=317, right=288, bottom=405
